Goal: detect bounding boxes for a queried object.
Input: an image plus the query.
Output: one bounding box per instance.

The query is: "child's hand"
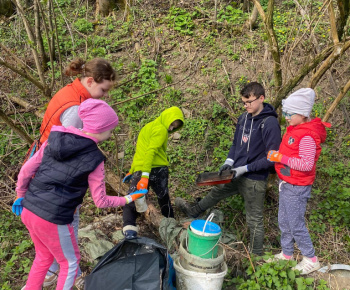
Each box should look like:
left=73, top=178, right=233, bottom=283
left=267, top=150, right=283, bottom=162
left=122, top=173, right=133, bottom=183
left=137, top=177, right=149, bottom=190
left=124, top=189, right=148, bottom=204
left=12, top=197, right=24, bottom=216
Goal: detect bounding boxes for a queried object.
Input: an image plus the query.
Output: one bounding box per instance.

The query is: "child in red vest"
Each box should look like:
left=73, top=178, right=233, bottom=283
left=267, top=88, right=331, bottom=274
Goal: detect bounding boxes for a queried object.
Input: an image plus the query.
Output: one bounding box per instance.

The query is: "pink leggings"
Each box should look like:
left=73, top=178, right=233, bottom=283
left=21, top=208, right=80, bottom=290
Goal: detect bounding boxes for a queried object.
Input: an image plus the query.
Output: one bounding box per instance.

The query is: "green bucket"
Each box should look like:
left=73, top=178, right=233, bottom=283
left=187, top=214, right=221, bottom=259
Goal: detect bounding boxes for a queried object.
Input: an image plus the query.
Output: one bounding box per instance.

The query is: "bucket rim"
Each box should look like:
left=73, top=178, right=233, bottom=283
left=190, top=220, right=221, bottom=235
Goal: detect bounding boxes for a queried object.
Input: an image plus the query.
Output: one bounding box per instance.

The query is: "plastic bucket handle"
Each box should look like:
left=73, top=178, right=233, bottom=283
left=202, top=213, right=214, bottom=234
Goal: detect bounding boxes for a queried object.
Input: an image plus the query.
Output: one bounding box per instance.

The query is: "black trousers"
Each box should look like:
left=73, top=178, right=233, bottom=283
left=123, top=167, right=174, bottom=227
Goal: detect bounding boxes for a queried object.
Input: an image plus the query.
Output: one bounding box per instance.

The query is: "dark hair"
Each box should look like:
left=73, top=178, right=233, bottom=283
left=64, top=58, right=116, bottom=83
left=240, top=82, right=265, bottom=99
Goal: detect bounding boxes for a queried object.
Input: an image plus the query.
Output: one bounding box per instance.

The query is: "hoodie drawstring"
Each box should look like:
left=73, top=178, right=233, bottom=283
left=240, top=113, right=248, bottom=147
left=247, top=119, right=253, bottom=152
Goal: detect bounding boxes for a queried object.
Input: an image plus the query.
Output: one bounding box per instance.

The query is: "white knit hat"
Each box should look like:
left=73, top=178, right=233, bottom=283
left=282, top=88, right=315, bottom=117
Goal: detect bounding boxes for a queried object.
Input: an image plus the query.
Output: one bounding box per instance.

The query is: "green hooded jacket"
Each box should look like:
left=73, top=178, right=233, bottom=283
left=130, top=106, right=184, bottom=174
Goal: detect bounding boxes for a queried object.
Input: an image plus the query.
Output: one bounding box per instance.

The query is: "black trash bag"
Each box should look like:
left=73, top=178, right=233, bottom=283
left=85, top=237, right=170, bottom=290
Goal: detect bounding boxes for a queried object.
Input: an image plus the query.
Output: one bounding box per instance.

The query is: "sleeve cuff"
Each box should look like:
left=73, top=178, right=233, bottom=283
left=281, top=155, right=289, bottom=165
left=141, top=172, right=150, bottom=178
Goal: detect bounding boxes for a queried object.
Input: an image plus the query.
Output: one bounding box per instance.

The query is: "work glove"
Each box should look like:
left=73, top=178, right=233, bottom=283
left=12, top=197, right=24, bottom=216
left=267, top=150, right=283, bottom=163
left=232, top=165, right=248, bottom=178
left=218, top=159, right=234, bottom=175
left=137, top=173, right=149, bottom=190
left=124, top=189, right=148, bottom=204
left=122, top=173, right=133, bottom=183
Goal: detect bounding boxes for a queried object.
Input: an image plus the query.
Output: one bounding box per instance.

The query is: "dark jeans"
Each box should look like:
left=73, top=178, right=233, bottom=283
left=198, top=176, right=267, bottom=255
left=123, top=167, right=174, bottom=228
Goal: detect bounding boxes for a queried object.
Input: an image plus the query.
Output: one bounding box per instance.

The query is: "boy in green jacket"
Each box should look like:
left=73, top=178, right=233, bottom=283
left=122, top=106, right=184, bottom=238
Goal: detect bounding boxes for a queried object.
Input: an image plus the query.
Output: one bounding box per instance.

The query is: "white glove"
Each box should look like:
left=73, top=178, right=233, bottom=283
left=232, top=165, right=248, bottom=178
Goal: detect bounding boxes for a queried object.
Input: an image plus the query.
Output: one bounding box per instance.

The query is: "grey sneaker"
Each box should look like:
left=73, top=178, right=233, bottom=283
left=293, top=256, right=321, bottom=275
left=175, top=197, right=203, bottom=218
left=265, top=252, right=294, bottom=263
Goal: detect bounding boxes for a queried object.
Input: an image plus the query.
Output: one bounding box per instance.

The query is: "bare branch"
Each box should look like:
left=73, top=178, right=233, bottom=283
left=0, top=57, right=46, bottom=93
left=273, top=45, right=334, bottom=108
left=12, top=0, right=46, bottom=87
left=323, top=78, right=350, bottom=122
left=252, top=0, right=282, bottom=92
left=309, top=40, right=350, bottom=88
left=328, top=1, right=339, bottom=44
left=50, top=0, right=64, bottom=87
left=0, top=109, right=33, bottom=145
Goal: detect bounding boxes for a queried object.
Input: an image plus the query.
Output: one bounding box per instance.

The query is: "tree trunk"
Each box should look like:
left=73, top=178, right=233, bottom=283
left=98, top=0, right=112, bottom=16
left=336, top=0, right=350, bottom=41
left=0, top=0, right=13, bottom=16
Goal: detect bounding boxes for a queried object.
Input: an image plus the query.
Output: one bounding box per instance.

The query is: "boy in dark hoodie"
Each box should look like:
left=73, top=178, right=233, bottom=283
left=176, top=82, right=281, bottom=255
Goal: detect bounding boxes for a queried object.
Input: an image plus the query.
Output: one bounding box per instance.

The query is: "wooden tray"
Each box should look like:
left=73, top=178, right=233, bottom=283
left=196, top=170, right=235, bottom=186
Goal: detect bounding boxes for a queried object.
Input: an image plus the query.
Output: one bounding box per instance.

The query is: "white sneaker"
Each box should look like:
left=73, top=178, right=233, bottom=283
left=293, top=256, right=321, bottom=275
left=43, top=270, right=59, bottom=287
left=266, top=252, right=294, bottom=263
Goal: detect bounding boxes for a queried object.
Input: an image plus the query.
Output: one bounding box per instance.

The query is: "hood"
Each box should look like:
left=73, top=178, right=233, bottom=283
left=47, top=126, right=98, bottom=161
left=247, top=103, right=278, bottom=120
left=156, top=106, right=184, bottom=132
left=289, top=118, right=331, bottom=143
left=239, top=103, right=278, bottom=152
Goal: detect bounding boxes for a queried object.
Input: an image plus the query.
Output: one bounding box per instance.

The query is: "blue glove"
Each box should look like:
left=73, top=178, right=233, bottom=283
left=232, top=165, right=248, bottom=178
left=122, top=173, right=133, bottom=183
left=12, top=197, right=24, bottom=216
left=124, top=189, right=148, bottom=204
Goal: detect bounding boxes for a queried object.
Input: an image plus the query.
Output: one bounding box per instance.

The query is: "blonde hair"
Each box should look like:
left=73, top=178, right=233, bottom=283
left=64, top=58, right=116, bottom=83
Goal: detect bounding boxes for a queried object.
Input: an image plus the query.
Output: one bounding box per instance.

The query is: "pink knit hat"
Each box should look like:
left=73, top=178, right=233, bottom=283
left=78, top=99, right=119, bottom=133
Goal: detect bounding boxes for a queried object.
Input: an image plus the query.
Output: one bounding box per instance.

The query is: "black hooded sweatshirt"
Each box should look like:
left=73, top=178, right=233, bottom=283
left=227, top=103, right=281, bottom=180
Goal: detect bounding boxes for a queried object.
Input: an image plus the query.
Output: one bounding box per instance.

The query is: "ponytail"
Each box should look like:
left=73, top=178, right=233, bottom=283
left=64, top=58, right=116, bottom=83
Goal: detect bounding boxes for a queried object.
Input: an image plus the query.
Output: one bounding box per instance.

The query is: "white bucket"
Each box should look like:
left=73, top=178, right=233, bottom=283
left=174, top=257, right=227, bottom=290
left=135, top=196, right=148, bottom=212
left=179, top=238, right=225, bottom=273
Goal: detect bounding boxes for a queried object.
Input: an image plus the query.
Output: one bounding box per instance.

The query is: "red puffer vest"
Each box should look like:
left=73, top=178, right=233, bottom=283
left=39, top=78, right=91, bottom=144
left=275, top=118, right=330, bottom=185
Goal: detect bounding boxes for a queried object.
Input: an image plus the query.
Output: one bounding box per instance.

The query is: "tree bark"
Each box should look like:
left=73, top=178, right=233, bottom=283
left=245, top=4, right=259, bottom=30
left=0, top=0, right=13, bottom=16
left=34, top=0, right=48, bottom=71
left=328, top=2, right=339, bottom=44
left=98, top=0, right=111, bottom=17
left=336, top=0, right=350, bottom=41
